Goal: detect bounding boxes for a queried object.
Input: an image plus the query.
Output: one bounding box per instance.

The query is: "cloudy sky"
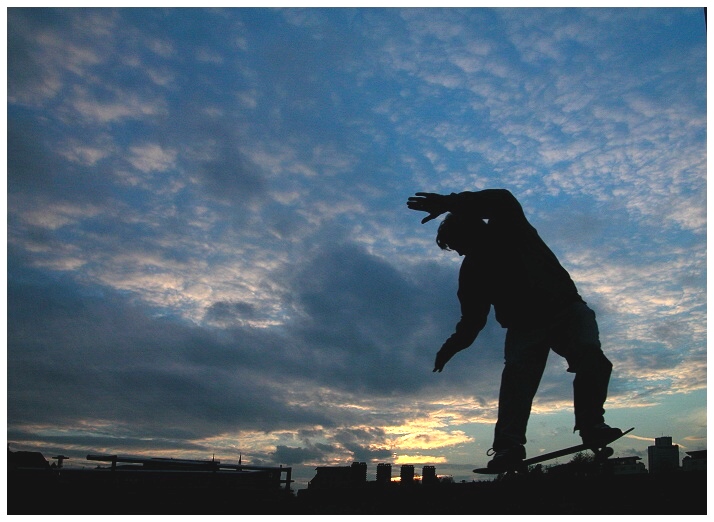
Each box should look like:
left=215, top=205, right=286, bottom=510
left=6, top=7, right=706, bottom=487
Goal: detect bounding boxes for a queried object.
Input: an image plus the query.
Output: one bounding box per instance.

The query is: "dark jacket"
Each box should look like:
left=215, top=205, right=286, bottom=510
left=441, top=189, right=584, bottom=354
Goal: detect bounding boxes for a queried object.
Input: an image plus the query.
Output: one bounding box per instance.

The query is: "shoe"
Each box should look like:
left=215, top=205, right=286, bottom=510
left=486, top=445, right=526, bottom=472
left=580, top=423, right=623, bottom=448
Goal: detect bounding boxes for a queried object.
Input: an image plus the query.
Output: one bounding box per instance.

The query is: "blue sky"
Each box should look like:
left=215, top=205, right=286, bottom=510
left=6, top=7, right=706, bottom=488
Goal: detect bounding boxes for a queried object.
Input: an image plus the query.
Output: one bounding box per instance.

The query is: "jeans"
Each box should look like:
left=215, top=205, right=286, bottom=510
left=492, top=301, right=613, bottom=450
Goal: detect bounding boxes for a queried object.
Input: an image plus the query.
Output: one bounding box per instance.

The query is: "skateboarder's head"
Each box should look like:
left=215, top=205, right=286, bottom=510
left=436, top=212, right=488, bottom=255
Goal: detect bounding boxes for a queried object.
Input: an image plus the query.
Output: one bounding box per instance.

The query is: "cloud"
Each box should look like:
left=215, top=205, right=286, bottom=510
left=195, top=143, right=268, bottom=205
left=272, top=444, right=336, bottom=465
left=7, top=116, right=59, bottom=195
left=205, top=300, right=258, bottom=325
left=7, top=8, right=109, bottom=105
left=8, top=265, right=332, bottom=437
left=70, top=87, right=168, bottom=123
left=127, top=144, right=177, bottom=173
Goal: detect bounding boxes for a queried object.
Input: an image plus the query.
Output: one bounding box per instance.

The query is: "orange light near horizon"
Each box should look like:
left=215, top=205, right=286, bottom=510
left=393, top=454, right=447, bottom=465
left=391, top=475, right=422, bottom=482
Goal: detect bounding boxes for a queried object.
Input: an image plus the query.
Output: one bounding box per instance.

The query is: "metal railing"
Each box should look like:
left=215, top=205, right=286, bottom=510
left=86, top=454, right=293, bottom=491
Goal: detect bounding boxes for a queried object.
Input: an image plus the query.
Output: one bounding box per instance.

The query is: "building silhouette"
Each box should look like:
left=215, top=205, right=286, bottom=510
left=8, top=446, right=294, bottom=514
left=400, top=464, right=415, bottom=485
left=422, top=465, right=438, bottom=485
left=682, top=450, right=706, bottom=472
left=648, top=436, right=680, bottom=473
left=376, top=463, right=391, bottom=484
left=308, top=461, right=367, bottom=489
left=307, top=462, right=446, bottom=489
left=609, top=456, right=647, bottom=475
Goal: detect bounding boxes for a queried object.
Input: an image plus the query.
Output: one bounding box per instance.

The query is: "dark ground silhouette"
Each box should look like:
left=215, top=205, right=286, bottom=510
left=295, top=472, right=706, bottom=515
left=8, top=470, right=707, bottom=514
left=8, top=450, right=706, bottom=515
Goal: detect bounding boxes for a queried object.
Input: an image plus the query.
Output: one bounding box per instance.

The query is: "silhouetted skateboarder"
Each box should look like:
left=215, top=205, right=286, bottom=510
left=407, top=189, right=622, bottom=473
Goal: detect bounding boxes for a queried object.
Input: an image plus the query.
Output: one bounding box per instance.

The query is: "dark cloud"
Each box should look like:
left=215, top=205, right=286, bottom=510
left=6, top=428, right=209, bottom=455
left=272, top=443, right=337, bottom=465
left=333, top=427, right=393, bottom=462
left=195, top=144, right=267, bottom=206
left=7, top=262, right=333, bottom=440
left=1, top=241, right=443, bottom=450
left=7, top=113, right=121, bottom=212
left=287, top=242, right=455, bottom=393
left=291, top=242, right=430, bottom=342
left=618, top=341, right=683, bottom=372
left=651, top=319, right=693, bottom=349
left=7, top=8, right=70, bottom=104
left=205, top=300, right=258, bottom=323
left=7, top=116, right=62, bottom=196
left=272, top=429, right=392, bottom=466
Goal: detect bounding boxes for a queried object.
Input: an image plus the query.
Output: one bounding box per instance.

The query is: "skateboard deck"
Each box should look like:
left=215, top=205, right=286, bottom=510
left=473, top=427, right=634, bottom=474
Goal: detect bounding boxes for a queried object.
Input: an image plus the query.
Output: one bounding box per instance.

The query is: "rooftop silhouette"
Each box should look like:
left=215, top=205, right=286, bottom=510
left=8, top=439, right=706, bottom=515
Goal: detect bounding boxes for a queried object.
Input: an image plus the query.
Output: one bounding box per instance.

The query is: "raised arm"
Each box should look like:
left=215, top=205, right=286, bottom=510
left=407, top=189, right=526, bottom=224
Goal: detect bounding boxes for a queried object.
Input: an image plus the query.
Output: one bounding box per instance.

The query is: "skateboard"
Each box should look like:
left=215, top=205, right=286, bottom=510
left=473, top=427, right=634, bottom=474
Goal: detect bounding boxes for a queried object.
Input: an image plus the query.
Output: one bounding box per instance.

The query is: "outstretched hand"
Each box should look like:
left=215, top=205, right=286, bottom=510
left=433, top=348, right=454, bottom=372
left=407, top=192, right=449, bottom=223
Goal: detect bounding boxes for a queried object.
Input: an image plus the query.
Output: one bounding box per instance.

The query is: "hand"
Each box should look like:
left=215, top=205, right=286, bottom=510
left=407, top=192, right=450, bottom=224
left=433, top=348, right=455, bottom=373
